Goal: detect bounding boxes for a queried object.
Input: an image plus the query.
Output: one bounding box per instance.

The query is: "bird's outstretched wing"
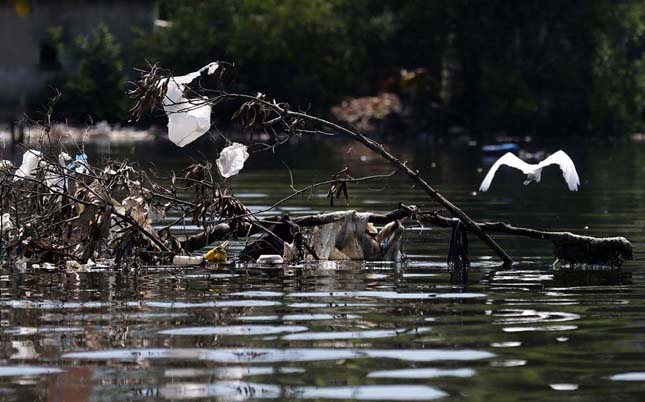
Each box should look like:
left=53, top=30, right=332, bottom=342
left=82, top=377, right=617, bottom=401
left=537, top=150, right=580, bottom=191
left=479, top=152, right=534, bottom=192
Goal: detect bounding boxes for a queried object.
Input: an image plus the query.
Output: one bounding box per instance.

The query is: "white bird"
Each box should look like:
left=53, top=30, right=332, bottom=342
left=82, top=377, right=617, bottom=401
left=479, top=150, right=580, bottom=192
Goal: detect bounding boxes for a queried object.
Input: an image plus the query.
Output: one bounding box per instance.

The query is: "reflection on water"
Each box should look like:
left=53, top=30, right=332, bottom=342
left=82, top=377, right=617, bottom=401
left=367, top=368, right=476, bottom=379
left=158, top=382, right=448, bottom=401
left=62, top=348, right=495, bottom=363
left=0, top=138, right=644, bottom=401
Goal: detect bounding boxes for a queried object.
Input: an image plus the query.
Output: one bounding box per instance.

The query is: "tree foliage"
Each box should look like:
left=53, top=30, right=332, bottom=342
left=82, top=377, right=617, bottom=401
left=48, top=24, right=129, bottom=123
left=134, top=0, right=644, bottom=135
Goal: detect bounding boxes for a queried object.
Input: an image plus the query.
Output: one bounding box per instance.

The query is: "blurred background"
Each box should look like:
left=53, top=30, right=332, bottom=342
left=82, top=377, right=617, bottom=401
left=0, top=0, right=644, bottom=139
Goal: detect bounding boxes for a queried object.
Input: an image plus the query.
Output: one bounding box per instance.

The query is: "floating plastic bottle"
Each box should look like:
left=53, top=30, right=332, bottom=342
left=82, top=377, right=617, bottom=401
left=172, top=255, right=204, bottom=266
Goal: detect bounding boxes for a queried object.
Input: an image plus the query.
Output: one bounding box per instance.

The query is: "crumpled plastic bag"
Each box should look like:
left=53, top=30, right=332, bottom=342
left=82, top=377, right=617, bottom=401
left=113, top=182, right=165, bottom=249
left=13, top=150, right=72, bottom=193
left=67, top=153, right=89, bottom=175
left=162, top=62, right=219, bottom=147
left=14, top=150, right=41, bottom=180
left=0, top=160, right=15, bottom=171
left=309, top=210, right=404, bottom=261
left=216, top=142, right=249, bottom=178
left=1, top=213, right=13, bottom=232
left=43, top=152, right=72, bottom=193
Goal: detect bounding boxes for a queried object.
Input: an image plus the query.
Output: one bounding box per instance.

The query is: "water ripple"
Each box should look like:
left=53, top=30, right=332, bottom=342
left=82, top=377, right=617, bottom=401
left=282, top=327, right=431, bottom=341
left=159, top=325, right=308, bottom=336
left=367, top=368, right=475, bottom=379
left=238, top=314, right=360, bottom=321
left=62, top=347, right=495, bottom=363
left=502, top=325, right=578, bottom=332
left=609, top=372, right=645, bottom=381
left=159, top=382, right=448, bottom=400
left=0, top=366, right=64, bottom=377
left=490, top=309, right=581, bottom=324
left=286, top=291, right=486, bottom=299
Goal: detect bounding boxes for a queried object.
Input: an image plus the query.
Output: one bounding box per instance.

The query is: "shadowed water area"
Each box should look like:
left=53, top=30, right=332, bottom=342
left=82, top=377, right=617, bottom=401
left=0, top=137, right=644, bottom=401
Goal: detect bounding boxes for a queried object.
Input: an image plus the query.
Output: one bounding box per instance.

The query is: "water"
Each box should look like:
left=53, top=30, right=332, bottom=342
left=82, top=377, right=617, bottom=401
left=1, top=136, right=644, bottom=401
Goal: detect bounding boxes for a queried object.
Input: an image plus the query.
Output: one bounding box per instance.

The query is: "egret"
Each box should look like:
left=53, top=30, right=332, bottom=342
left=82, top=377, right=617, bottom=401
left=479, top=150, right=580, bottom=192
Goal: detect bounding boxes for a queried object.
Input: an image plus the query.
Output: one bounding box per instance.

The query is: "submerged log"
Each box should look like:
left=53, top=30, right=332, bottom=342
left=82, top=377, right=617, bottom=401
left=420, top=213, right=632, bottom=267
left=552, top=235, right=631, bottom=267
left=180, top=223, right=233, bottom=251
left=180, top=207, right=415, bottom=252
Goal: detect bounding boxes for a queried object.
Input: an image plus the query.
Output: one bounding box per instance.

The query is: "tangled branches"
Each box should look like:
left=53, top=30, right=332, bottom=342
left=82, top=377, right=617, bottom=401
left=1, top=61, right=631, bottom=270
left=127, top=61, right=514, bottom=265
left=0, top=140, right=257, bottom=268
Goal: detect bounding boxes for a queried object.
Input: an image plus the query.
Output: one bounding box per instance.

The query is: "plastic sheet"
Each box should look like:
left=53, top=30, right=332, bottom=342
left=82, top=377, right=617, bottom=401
left=309, top=210, right=404, bottom=261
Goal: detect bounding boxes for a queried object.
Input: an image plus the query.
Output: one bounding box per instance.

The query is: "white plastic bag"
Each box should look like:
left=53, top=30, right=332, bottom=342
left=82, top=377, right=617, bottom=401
left=162, top=63, right=219, bottom=147
left=166, top=96, right=212, bottom=147
left=14, top=150, right=41, bottom=180
left=1, top=213, right=12, bottom=232
left=14, top=150, right=71, bottom=193
left=216, top=142, right=249, bottom=178
left=43, top=152, right=71, bottom=193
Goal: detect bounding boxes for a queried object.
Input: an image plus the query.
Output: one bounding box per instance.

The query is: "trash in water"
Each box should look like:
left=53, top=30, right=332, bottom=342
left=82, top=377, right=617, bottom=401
left=256, top=255, right=284, bottom=265
left=172, top=255, right=204, bottom=266
left=204, top=242, right=228, bottom=264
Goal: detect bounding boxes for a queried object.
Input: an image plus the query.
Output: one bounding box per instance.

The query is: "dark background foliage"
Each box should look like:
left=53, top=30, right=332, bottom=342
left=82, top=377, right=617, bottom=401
left=33, top=0, right=645, bottom=135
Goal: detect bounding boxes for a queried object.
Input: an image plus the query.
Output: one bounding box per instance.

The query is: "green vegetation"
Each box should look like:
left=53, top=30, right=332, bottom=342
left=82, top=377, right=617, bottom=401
left=134, top=0, right=644, bottom=135
left=45, top=24, right=129, bottom=124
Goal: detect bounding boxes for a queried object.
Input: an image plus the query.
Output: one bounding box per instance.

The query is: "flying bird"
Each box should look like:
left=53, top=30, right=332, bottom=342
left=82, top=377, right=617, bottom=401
left=479, top=150, right=580, bottom=192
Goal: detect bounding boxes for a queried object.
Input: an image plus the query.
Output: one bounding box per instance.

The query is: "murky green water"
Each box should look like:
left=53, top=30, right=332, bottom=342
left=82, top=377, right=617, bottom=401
left=1, top=137, right=644, bottom=401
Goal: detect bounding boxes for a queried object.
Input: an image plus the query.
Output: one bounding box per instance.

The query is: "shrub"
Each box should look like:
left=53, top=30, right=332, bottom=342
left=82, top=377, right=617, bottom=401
left=47, top=24, right=129, bottom=124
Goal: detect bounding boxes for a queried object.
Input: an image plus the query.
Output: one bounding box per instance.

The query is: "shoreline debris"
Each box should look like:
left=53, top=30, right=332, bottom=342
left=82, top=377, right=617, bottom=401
left=0, top=61, right=633, bottom=271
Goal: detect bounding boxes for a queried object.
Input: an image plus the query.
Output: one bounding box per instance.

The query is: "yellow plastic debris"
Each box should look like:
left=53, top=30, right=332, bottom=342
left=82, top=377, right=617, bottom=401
left=204, top=242, right=228, bottom=264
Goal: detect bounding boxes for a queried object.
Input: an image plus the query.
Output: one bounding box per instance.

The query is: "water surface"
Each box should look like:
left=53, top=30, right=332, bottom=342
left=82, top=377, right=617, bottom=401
left=0, top=137, right=644, bottom=401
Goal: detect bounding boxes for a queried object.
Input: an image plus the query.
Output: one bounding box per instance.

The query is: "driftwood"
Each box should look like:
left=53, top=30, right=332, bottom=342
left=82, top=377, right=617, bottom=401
left=180, top=208, right=414, bottom=252
left=181, top=205, right=632, bottom=267
left=180, top=223, right=233, bottom=251
left=420, top=212, right=632, bottom=267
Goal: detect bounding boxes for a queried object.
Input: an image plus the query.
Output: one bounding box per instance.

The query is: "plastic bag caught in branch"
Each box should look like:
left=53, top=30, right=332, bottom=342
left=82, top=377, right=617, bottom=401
left=1, top=213, right=12, bottom=232
left=216, top=142, right=249, bottom=178
left=43, top=152, right=71, bottom=193
left=13, top=150, right=72, bottom=193
left=0, top=160, right=15, bottom=171
left=162, top=62, right=219, bottom=147
left=14, top=150, right=41, bottom=180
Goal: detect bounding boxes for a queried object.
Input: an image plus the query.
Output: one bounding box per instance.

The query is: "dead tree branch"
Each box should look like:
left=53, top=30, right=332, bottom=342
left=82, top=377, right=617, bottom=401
left=420, top=212, right=632, bottom=266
